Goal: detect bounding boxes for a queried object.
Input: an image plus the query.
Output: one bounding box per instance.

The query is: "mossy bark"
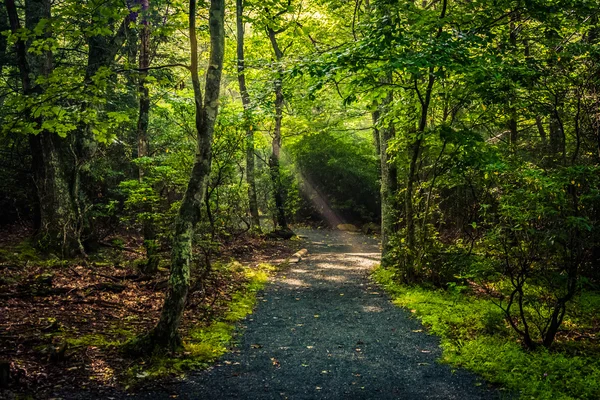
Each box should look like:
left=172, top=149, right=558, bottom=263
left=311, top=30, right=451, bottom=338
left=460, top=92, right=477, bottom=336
left=129, top=0, right=225, bottom=353
left=29, top=133, right=80, bottom=255
left=267, top=27, right=291, bottom=233
left=6, top=0, right=81, bottom=256
left=236, top=0, right=260, bottom=232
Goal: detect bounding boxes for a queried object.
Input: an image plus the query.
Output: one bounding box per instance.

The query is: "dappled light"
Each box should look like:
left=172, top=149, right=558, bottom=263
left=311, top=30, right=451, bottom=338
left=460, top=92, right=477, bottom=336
left=1, top=0, right=599, bottom=398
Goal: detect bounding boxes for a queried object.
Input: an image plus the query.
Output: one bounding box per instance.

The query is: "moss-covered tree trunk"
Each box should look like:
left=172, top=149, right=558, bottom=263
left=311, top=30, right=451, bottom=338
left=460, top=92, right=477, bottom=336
left=267, top=28, right=291, bottom=235
left=6, top=0, right=80, bottom=256
left=236, top=0, right=260, bottom=232
left=131, top=0, right=225, bottom=352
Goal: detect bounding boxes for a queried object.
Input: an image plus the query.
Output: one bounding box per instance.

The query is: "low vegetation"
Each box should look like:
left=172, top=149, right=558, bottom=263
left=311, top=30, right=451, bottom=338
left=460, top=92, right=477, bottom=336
left=1, top=0, right=600, bottom=398
left=374, top=267, right=600, bottom=400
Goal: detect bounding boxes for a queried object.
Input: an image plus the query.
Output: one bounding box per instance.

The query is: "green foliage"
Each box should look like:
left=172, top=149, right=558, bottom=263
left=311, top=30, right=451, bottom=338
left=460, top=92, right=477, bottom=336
left=374, top=266, right=600, bottom=399
left=471, top=163, right=600, bottom=347
left=289, top=130, right=379, bottom=223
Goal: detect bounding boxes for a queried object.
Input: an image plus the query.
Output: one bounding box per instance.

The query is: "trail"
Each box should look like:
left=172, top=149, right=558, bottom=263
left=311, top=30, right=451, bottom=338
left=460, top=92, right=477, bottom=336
left=127, top=227, right=497, bottom=399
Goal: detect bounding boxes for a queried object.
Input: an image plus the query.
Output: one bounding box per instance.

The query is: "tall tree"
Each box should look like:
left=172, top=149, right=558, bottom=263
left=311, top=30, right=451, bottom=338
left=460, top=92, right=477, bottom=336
left=377, top=81, right=397, bottom=267
left=130, top=0, right=225, bottom=352
left=236, top=0, right=261, bottom=232
left=135, top=0, right=160, bottom=273
left=267, top=25, right=292, bottom=237
left=5, top=0, right=81, bottom=255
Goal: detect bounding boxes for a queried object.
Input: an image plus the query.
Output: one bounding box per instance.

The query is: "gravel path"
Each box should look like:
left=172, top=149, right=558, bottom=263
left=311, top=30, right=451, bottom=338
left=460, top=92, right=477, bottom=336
left=128, top=228, right=498, bottom=400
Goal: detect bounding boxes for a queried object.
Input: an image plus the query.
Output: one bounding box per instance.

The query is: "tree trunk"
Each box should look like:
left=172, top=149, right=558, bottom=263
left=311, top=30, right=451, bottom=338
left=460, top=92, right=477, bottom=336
left=129, top=0, right=225, bottom=353
left=549, top=113, right=565, bottom=159
left=508, top=17, right=519, bottom=146
left=6, top=0, right=80, bottom=256
left=137, top=2, right=151, bottom=183
left=69, top=8, right=132, bottom=249
left=267, top=28, right=291, bottom=234
left=376, top=87, right=397, bottom=267
left=236, top=0, right=260, bottom=232
left=135, top=0, right=159, bottom=274
left=404, top=0, right=446, bottom=282
left=0, top=5, right=8, bottom=76
left=535, top=115, right=547, bottom=145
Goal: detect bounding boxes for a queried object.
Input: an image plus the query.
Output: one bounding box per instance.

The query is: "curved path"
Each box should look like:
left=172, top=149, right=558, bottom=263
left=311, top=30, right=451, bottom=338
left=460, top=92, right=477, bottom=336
left=130, top=228, right=497, bottom=399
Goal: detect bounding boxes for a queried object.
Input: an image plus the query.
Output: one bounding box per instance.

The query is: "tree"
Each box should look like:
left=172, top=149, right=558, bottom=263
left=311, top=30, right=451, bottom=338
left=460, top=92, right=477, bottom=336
left=236, top=0, right=261, bottom=232
left=266, top=23, right=292, bottom=236
left=129, top=0, right=225, bottom=352
left=5, top=0, right=81, bottom=255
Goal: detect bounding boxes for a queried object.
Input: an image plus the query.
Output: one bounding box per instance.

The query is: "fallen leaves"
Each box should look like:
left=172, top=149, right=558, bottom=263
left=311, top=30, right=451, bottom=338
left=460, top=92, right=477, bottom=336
left=0, top=230, right=298, bottom=397
left=270, top=357, right=280, bottom=368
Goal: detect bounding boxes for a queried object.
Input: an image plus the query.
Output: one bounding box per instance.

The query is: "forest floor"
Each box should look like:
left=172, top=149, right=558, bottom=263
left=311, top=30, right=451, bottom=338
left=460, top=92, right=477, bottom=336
left=0, top=225, right=297, bottom=399
left=63, top=227, right=500, bottom=400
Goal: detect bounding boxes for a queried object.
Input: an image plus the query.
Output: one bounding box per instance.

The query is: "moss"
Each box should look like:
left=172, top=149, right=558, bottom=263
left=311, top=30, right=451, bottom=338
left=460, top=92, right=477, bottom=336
left=65, top=328, right=136, bottom=348
left=16, top=240, right=44, bottom=261
left=125, top=262, right=275, bottom=385
left=373, top=265, right=600, bottom=400
left=0, top=240, right=44, bottom=263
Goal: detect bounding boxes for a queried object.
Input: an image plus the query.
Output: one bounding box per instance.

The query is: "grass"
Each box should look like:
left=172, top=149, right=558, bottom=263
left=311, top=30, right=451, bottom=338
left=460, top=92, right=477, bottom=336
left=125, top=262, right=275, bottom=385
left=372, top=266, right=600, bottom=400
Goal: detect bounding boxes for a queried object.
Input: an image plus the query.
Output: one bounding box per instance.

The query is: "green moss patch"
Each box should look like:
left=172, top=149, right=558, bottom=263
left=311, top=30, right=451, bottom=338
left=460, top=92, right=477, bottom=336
left=126, top=262, right=275, bottom=385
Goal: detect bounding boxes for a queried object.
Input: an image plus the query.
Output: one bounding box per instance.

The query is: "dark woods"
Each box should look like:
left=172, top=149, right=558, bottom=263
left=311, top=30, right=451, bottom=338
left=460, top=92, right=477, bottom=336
left=0, top=0, right=599, bottom=384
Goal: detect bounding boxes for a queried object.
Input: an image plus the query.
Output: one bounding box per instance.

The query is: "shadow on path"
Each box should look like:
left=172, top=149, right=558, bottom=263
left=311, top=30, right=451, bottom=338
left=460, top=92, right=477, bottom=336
left=127, top=229, right=500, bottom=399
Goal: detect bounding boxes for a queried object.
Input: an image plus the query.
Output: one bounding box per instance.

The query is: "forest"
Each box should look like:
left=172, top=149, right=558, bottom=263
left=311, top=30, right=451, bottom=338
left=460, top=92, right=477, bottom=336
left=0, top=0, right=599, bottom=398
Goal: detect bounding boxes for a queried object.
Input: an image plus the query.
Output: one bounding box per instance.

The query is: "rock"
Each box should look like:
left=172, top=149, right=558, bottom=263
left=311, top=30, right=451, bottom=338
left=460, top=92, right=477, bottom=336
left=267, top=228, right=295, bottom=240
left=362, top=222, right=381, bottom=235
left=289, top=249, right=309, bottom=263
left=336, top=224, right=360, bottom=232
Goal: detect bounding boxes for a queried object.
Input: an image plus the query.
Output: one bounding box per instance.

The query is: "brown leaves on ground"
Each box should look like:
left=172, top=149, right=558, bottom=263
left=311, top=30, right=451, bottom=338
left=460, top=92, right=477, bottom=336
left=0, top=231, right=297, bottom=398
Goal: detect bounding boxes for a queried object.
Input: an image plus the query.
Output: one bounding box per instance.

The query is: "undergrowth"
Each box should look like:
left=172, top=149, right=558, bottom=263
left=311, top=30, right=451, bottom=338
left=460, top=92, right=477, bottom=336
left=373, top=266, right=600, bottom=400
left=125, top=262, right=274, bottom=386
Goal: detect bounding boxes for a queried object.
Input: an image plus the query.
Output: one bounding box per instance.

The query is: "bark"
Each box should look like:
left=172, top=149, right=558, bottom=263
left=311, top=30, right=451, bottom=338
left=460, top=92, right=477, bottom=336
left=130, top=0, right=225, bottom=353
left=267, top=27, right=290, bottom=233
left=236, top=0, right=260, bottom=231
left=137, top=23, right=150, bottom=177
left=535, top=115, right=547, bottom=145
left=135, top=0, right=159, bottom=274
left=549, top=114, right=565, bottom=158
left=70, top=8, right=132, bottom=249
left=371, top=108, right=382, bottom=163
left=0, top=4, right=10, bottom=126
left=508, top=16, right=519, bottom=146
left=376, top=87, right=397, bottom=267
left=0, top=4, right=8, bottom=75
left=6, top=0, right=80, bottom=256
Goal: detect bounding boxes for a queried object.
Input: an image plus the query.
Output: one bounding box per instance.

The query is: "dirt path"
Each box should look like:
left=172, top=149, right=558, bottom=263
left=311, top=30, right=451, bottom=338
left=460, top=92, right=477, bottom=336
left=125, top=228, right=497, bottom=399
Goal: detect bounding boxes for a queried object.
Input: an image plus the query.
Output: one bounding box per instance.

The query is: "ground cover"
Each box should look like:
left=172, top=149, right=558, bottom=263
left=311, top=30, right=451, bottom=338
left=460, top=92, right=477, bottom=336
left=373, top=266, right=600, bottom=400
left=0, top=227, right=296, bottom=398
